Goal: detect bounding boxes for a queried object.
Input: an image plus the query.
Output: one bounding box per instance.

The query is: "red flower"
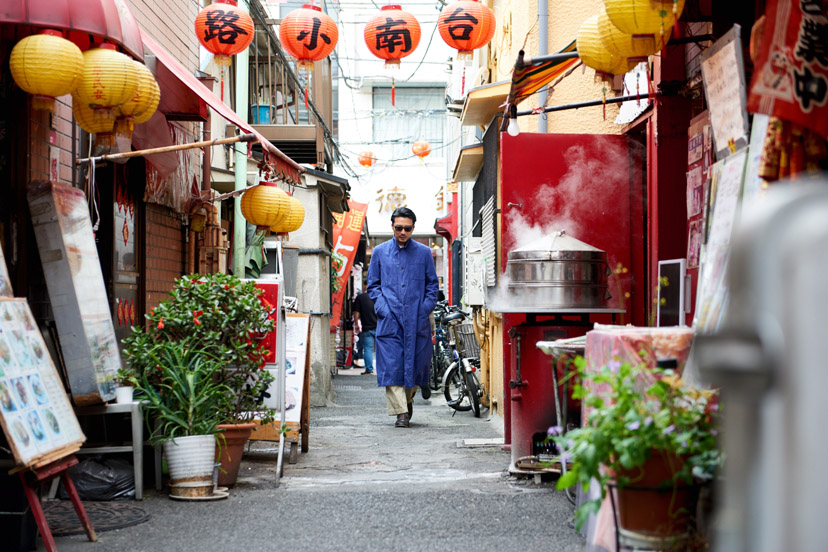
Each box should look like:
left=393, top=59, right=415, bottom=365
left=157, top=318, right=165, bottom=329
left=192, top=310, right=203, bottom=326
left=223, top=284, right=230, bottom=290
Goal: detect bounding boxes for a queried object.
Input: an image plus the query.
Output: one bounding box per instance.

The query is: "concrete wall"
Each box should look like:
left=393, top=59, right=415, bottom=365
left=285, top=174, right=334, bottom=406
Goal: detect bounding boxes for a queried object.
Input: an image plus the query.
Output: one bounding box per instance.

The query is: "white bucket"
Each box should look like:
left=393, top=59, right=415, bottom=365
left=115, top=386, right=134, bottom=404
left=163, top=435, right=216, bottom=488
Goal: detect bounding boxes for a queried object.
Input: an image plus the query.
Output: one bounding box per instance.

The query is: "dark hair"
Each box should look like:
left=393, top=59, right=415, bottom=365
left=390, top=207, right=416, bottom=224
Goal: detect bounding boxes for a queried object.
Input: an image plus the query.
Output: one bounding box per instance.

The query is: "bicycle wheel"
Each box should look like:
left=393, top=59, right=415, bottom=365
left=443, top=364, right=472, bottom=411
left=462, top=363, right=481, bottom=418
left=429, top=354, right=442, bottom=391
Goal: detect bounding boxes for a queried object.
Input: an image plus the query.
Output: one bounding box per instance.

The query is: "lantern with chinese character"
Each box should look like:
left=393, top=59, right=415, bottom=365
left=598, top=7, right=673, bottom=70
left=280, top=4, right=339, bottom=71
left=577, top=15, right=629, bottom=78
left=271, top=197, right=305, bottom=234
left=437, top=0, right=496, bottom=61
left=412, top=140, right=431, bottom=159
left=195, top=0, right=255, bottom=66
left=602, top=0, right=684, bottom=48
left=9, top=30, right=85, bottom=113
left=73, top=99, right=116, bottom=151
left=241, top=182, right=291, bottom=230
left=115, top=61, right=161, bottom=142
left=74, top=44, right=140, bottom=125
left=364, top=5, right=421, bottom=68
left=358, top=151, right=377, bottom=168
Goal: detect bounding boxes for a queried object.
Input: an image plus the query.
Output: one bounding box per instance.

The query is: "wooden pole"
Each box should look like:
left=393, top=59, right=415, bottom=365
left=75, top=133, right=257, bottom=166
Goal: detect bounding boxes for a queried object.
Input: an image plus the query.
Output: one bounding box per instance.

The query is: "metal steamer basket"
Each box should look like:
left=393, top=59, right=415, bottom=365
left=506, top=230, right=611, bottom=310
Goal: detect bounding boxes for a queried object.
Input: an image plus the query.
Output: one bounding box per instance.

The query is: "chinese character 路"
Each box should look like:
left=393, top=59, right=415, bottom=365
left=204, top=9, right=249, bottom=45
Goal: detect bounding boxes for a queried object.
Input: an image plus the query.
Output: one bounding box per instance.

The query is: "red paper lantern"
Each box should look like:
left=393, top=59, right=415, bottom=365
left=195, top=0, right=255, bottom=66
left=437, top=0, right=496, bottom=60
left=364, top=5, right=421, bottom=68
left=412, top=141, right=431, bottom=159
left=280, top=4, right=339, bottom=70
left=358, top=151, right=377, bottom=168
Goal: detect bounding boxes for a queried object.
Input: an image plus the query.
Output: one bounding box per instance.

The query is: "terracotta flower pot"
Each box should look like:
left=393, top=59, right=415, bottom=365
left=215, top=422, right=256, bottom=487
left=613, top=450, right=699, bottom=543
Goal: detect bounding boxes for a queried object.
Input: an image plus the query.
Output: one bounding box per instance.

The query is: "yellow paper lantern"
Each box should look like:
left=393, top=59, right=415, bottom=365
left=577, top=15, right=630, bottom=77
left=9, top=30, right=84, bottom=113
left=271, top=197, right=305, bottom=233
left=599, top=8, right=673, bottom=69
left=115, top=61, right=161, bottom=141
left=602, top=0, right=685, bottom=36
left=241, top=183, right=290, bottom=229
left=74, top=44, right=140, bottom=122
left=73, top=98, right=115, bottom=135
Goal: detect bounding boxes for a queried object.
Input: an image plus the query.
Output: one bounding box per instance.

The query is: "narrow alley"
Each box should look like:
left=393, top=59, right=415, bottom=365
left=47, top=369, right=584, bottom=551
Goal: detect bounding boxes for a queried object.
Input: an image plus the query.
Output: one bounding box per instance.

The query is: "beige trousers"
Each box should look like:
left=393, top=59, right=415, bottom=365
left=385, top=386, right=418, bottom=416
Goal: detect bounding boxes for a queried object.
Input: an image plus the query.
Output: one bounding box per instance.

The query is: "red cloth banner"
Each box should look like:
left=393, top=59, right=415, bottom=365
left=330, top=201, right=368, bottom=331
left=748, top=0, right=828, bottom=139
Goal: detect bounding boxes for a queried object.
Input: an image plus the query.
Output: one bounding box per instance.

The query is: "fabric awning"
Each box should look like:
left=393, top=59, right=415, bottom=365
left=1, top=0, right=143, bottom=60
left=141, top=33, right=303, bottom=185
left=507, top=41, right=579, bottom=106
left=434, top=196, right=458, bottom=243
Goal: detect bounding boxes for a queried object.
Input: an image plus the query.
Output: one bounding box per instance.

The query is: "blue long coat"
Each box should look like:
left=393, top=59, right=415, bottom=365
left=367, top=238, right=439, bottom=389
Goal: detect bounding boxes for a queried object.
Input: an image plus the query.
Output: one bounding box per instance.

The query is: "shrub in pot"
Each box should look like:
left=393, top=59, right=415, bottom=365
left=553, top=356, right=721, bottom=543
left=123, top=340, right=233, bottom=497
left=124, top=273, right=277, bottom=487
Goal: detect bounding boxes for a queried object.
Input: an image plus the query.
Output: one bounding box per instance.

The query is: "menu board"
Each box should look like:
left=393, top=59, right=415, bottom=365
left=0, top=241, right=11, bottom=297
left=28, top=181, right=121, bottom=404
left=282, top=313, right=310, bottom=424
left=0, top=298, right=85, bottom=467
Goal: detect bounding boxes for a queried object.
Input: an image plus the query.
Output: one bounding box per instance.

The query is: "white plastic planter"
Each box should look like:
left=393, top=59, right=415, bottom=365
left=163, top=434, right=216, bottom=498
left=115, top=386, right=134, bottom=404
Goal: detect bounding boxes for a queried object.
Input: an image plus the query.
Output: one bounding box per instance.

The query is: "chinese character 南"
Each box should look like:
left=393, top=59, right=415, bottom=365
left=795, top=16, right=828, bottom=66
left=444, top=8, right=479, bottom=41
left=793, top=65, right=828, bottom=111
left=333, top=212, right=346, bottom=227
left=204, top=9, right=249, bottom=45
left=375, top=187, right=407, bottom=213
left=297, top=17, right=332, bottom=52
left=347, top=210, right=365, bottom=232
left=375, top=18, right=412, bottom=53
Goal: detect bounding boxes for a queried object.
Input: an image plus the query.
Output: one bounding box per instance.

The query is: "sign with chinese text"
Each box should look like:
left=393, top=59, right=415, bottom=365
left=702, top=25, right=750, bottom=158
left=748, top=0, right=828, bottom=140
left=330, top=201, right=368, bottom=330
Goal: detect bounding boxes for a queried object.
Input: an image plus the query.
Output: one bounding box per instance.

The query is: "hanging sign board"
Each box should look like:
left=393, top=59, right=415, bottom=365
left=330, top=201, right=368, bottom=331
left=27, top=182, right=122, bottom=405
left=0, top=298, right=85, bottom=467
left=702, top=25, right=750, bottom=159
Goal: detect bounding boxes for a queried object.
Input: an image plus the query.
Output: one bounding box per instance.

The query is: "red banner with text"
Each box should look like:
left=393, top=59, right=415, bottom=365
left=330, top=201, right=367, bottom=331
left=748, top=0, right=828, bottom=139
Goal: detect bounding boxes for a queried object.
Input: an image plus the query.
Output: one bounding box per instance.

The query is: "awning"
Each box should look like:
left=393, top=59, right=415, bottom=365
left=1, top=0, right=144, bottom=60
left=507, top=42, right=579, bottom=107
left=452, top=143, right=484, bottom=182
left=460, top=80, right=510, bottom=128
left=141, top=33, right=303, bottom=185
left=434, top=196, right=458, bottom=243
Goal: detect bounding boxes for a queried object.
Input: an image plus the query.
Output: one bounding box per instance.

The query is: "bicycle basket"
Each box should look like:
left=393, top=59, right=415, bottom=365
left=455, top=323, right=480, bottom=358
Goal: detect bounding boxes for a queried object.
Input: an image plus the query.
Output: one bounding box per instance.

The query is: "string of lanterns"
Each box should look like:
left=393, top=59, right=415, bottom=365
left=240, top=183, right=306, bottom=235
left=9, top=29, right=160, bottom=149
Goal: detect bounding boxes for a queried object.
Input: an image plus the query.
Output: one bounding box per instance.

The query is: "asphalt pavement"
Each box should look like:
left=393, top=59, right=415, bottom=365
left=47, top=367, right=585, bottom=551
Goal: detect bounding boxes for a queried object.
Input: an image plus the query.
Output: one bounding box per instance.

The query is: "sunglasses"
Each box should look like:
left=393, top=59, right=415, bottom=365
left=393, top=225, right=414, bottom=232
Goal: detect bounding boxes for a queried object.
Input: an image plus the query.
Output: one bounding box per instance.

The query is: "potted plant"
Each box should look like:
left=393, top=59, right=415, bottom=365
left=123, top=273, right=277, bottom=487
left=553, top=356, right=721, bottom=544
left=125, top=339, right=233, bottom=498
left=114, top=366, right=138, bottom=404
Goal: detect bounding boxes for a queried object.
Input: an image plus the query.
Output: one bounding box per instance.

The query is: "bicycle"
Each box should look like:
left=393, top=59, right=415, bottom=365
left=429, top=301, right=455, bottom=391
left=440, top=310, right=483, bottom=418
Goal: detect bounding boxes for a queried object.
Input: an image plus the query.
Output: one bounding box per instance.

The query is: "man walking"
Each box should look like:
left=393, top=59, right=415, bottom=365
left=352, top=290, right=377, bottom=375
left=367, top=207, right=439, bottom=428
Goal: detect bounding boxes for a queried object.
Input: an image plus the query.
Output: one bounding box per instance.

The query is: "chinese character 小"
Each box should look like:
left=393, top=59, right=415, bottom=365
left=297, top=17, right=332, bottom=52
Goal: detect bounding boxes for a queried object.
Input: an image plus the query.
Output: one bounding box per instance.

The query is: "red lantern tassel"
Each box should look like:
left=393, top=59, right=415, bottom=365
left=461, top=65, right=466, bottom=96
left=220, top=67, right=225, bottom=103
left=304, top=79, right=309, bottom=110
left=392, top=77, right=395, bottom=107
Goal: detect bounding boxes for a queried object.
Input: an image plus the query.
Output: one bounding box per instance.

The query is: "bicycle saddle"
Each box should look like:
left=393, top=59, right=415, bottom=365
left=441, top=312, right=465, bottom=324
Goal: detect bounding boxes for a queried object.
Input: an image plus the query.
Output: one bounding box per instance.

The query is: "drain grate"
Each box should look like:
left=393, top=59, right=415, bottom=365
left=333, top=385, right=361, bottom=391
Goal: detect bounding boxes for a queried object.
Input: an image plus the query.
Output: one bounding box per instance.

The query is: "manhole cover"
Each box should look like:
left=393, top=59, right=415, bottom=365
left=333, top=385, right=361, bottom=391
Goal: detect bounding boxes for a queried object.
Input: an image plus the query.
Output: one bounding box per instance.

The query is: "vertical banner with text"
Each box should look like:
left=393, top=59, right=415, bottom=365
left=330, top=201, right=367, bottom=331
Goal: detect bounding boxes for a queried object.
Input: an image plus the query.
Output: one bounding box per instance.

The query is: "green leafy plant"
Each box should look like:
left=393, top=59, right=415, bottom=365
left=133, top=340, right=233, bottom=446
left=553, top=356, right=721, bottom=530
left=123, top=273, right=276, bottom=426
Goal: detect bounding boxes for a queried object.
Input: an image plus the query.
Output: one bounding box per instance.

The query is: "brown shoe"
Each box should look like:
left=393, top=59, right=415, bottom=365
left=395, top=413, right=410, bottom=428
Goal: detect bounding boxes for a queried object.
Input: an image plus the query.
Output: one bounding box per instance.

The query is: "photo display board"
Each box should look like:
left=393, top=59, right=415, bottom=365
left=0, top=298, right=85, bottom=467
left=284, top=313, right=310, bottom=425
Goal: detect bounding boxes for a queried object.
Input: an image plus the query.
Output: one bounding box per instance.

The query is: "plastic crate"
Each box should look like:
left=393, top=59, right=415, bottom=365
left=455, top=323, right=480, bottom=358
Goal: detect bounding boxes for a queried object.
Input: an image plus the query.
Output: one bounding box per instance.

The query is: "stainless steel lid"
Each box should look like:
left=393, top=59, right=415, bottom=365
left=507, top=230, right=608, bottom=262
